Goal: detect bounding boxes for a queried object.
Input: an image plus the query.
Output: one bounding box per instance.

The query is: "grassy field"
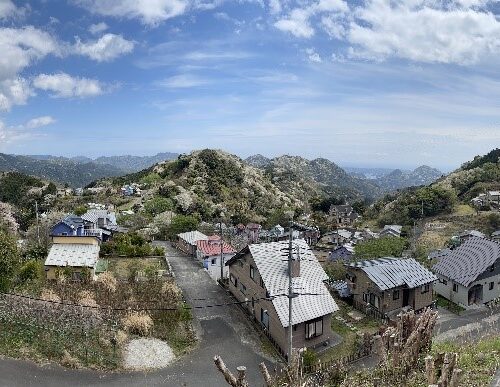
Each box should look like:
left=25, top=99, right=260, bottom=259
left=321, top=300, right=380, bottom=363
left=107, top=257, right=165, bottom=280
left=0, top=315, right=120, bottom=369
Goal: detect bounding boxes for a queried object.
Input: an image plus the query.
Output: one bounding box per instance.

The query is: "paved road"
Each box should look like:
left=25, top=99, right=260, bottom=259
left=0, top=242, right=274, bottom=387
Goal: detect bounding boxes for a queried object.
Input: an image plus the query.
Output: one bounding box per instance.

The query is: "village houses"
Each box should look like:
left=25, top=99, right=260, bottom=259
left=346, top=258, right=437, bottom=317
left=196, top=235, right=236, bottom=281
left=328, top=205, right=359, bottom=227
left=432, top=237, right=500, bottom=308
left=226, top=239, right=339, bottom=360
left=177, top=230, right=208, bottom=256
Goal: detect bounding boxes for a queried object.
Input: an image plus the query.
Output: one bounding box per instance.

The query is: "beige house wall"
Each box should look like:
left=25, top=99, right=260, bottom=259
left=45, top=266, right=96, bottom=280
left=52, top=236, right=99, bottom=245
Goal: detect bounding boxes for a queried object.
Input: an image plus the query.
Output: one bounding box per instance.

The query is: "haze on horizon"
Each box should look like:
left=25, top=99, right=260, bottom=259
left=1, top=0, right=499, bottom=172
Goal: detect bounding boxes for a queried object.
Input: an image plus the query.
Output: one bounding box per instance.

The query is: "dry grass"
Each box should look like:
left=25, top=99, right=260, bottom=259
left=161, top=281, right=182, bottom=300
left=60, top=350, right=80, bottom=368
left=40, top=289, right=61, bottom=302
left=122, top=312, right=154, bottom=336
left=77, top=290, right=98, bottom=307
left=96, top=272, right=117, bottom=293
left=116, top=330, right=128, bottom=346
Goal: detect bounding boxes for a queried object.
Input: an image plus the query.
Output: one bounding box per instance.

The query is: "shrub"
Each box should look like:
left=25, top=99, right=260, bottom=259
left=121, top=311, right=154, bottom=336
left=40, top=288, right=61, bottom=302
left=161, top=281, right=182, bottom=301
left=77, top=290, right=98, bottom=307
left=61, top=350, right=80, bottom=368
left=301, top=349, right=318, bottom=368
left=0, top=230, right=20, bottom=292
left=18, top=260, right=42, bottom=283
left=96, top=272, right=117, bottom=293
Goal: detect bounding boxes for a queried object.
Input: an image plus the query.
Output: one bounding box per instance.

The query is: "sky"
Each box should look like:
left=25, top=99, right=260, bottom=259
left=0, top=0, right=499, bottom=171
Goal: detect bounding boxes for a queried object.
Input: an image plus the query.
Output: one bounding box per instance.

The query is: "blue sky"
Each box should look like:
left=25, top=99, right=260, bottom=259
left=0, top=0, right=499, bottom=170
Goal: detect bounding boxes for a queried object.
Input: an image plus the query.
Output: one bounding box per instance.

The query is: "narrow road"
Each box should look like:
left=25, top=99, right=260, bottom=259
left=0, top=242, right=274, bottom=387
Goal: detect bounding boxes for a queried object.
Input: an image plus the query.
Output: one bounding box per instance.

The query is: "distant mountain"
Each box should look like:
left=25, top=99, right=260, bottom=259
left=375, top=165, right=443, bottom=191
left=0, top=153, right=124, bottom=188
left=93, top=152, right=179, bottom=173
left=248, top=154, right=383, bottom=201
left=27, top=152, right=179, bottom=174
left=343, top=166, right=401, bottom=180
left=245, top=154, right=271, bottom=168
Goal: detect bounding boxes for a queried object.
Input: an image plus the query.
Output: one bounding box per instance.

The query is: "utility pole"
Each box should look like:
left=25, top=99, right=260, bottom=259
left=220, top=220, right=224, bottom=282
left=287, top=220, right=294, bottom=364
left=35, top=201, right=40, bottom=245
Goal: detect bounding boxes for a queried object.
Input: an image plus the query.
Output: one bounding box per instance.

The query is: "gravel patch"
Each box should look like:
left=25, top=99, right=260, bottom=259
left=123, top=338, right=175, bottom=370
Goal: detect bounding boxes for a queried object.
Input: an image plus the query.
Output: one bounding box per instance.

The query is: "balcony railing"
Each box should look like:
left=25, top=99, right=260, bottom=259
left=82, top=229, right=102, bottom=237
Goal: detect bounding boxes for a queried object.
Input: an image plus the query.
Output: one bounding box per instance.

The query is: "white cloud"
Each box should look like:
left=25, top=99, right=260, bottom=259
left=0, top=115, right=54, bottom=147
left=74, top=33, right=134, bottom=62
left=0, top=26, right=60, bottom=110
left=25, top=116, right=56, bottom=129
left=274, top=0, right=348, bottom=38
left=268, top=0, right=282, bottom=14
left=347, top=0, right=500, bottom=65
left=89, top=22, right=109, bottom=34
left=0, top=78, right=33, bottom=111
left=75, top=0, right=189, bottom=26
left=306, top=47, right=322, bottom=62
left=0, top=0, right=17, bottom=19
left=158, top=74, right=209, bottom=88
left=33, top=73, right=105, bottom=98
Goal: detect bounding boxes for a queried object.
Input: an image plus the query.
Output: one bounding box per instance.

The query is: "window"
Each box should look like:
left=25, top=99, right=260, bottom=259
left=439, top=278, right=448, bottom=285
left=453, top=283, right=458, bottom=292
left=489, top=282, right=494, bottom=290
left=305, top=317, right=323, bottom=339
left=421, top=284, right=430, bottom=294
left=362, top=293, right=369, bottom=303
left=293, top=325, right=297, bottom=331
left=260, top=276, right=265, bottom=288
left=393, top=290, right=400, bottom=300
left=261, top=309, right=269, bottom=330
left=250, top=265, right=255, bottom=280
left=369, top=293, right=380, bottom=309
left=230, top=273, right=237, bottom=287
left=240, top=283, right=247, bottom=295
left=346, top=273, right=356, bottom=282
left=211, top=258, right=217, bottom=265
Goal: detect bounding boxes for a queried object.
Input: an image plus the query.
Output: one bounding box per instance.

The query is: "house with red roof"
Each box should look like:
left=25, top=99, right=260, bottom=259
left=196, top=236, right=236, bottom=281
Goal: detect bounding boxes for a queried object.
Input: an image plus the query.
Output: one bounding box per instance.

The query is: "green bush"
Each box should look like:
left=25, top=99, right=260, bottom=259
left=355, top=237, right=409, bottom=260
left=0, top=230, right=20, bottom=292
left=18, top=260, right=43, bottom=283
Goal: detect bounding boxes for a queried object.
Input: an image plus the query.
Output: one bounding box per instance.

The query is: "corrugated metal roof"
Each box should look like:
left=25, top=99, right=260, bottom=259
left=45, top=243, right=99, bottom=268
left=432, top=237, right=500, bottom=287
left=246, top=240, right=339, bottom=327
left=178, top=231, right=208, bottom=246
left=349, top=257, right=437, bottom=290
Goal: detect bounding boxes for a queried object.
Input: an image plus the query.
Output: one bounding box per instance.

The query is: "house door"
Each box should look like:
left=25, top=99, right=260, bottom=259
left=402, top=289, right=410, bottom=307
left=468, top=284, right=483, bottom=305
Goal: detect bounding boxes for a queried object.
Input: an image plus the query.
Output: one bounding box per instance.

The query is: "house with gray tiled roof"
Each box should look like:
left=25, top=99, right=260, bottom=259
left=347, top=258, right=437, bottom=315
left=226, top=240, right=338, bottom=360
left=432, top=237, right=500, bottom=307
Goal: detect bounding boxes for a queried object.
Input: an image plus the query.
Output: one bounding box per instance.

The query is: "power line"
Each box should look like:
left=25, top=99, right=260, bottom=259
left=0, top=291, right=328, bottom=312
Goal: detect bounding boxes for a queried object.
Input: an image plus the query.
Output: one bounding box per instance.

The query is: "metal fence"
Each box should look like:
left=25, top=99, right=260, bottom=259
left=351, top=298, right=389, bottom=325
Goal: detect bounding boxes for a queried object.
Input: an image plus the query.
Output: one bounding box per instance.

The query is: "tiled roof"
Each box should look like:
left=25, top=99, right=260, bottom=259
left=197, top=239, right=236, bottom=256
left=432, top=237, right=500, bottom=287
left=45, top=243, right=99, bottom=268
left=349, top=257, right=437, bottom=291
left=81, top=210, right=117, bottom=225
left=232, top=239, right=339, bottom=327
left=382, top=225, right=402, bottom=233
left=61, top=214, right=84, bottom=229
left=177, top=231, right=208, bottom=246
